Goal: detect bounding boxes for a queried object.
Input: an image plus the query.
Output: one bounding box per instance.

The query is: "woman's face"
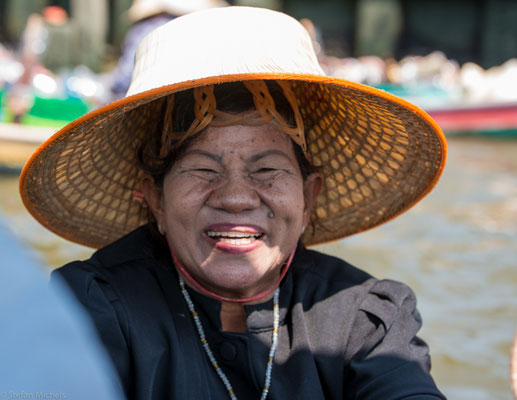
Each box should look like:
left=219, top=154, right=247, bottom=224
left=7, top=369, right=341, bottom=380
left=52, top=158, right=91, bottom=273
left=145, top=123, right=321, bottom=299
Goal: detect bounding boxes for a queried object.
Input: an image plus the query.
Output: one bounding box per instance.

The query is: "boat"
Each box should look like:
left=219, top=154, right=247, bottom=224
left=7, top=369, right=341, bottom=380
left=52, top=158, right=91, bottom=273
left=376, top=83, right=517, bottom=136
left=0, top=123, right=55, bottom=172
left=427, top=101, right=517, bottom=136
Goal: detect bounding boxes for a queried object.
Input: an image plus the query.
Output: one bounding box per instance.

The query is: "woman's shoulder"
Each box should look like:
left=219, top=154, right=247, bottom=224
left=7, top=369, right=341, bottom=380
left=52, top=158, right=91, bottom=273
left=291, top=247, right=418, bottom=324
left=294, top=247, right=374, bottom=285
left=52, top=226, right=181, bottom=335
left=54, top=225, right=167, bottom=289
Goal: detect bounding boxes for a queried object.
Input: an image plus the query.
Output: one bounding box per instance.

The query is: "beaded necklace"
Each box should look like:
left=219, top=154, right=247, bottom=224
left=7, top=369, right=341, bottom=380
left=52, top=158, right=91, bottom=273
left=178, top=276, right=280, bottom=400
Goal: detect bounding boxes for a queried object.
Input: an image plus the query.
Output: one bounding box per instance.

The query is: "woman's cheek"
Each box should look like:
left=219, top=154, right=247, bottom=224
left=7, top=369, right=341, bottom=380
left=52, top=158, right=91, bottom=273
left=169, top=176, right=213, bottom=200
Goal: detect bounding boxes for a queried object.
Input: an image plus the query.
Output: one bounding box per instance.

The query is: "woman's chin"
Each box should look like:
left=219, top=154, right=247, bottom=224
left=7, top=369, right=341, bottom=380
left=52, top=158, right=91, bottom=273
left=201, top=263, right=277, bottom=298
left=192, top=243, right=287, bottom=298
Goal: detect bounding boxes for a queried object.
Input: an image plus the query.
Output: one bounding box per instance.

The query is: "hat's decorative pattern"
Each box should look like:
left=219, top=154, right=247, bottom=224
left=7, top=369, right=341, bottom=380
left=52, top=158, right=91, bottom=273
left=296, top=82, right=444, bottom=243
left=160, top=81, right=306, bottom=158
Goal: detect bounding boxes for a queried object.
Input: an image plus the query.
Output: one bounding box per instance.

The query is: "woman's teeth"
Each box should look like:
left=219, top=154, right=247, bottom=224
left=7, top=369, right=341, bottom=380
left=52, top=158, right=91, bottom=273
left=207, top=231, right=263, bottom=245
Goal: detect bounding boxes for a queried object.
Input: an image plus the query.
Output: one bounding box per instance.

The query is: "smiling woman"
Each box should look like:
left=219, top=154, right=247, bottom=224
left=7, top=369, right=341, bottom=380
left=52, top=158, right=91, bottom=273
left=19, top=6, right=447, bottom=400
left=144, top=123, right=319, bottom=303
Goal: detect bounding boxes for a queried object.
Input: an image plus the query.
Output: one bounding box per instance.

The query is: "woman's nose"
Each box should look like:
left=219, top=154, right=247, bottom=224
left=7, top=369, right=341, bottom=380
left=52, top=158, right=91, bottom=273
left=207, top=172, right=261, bottom=213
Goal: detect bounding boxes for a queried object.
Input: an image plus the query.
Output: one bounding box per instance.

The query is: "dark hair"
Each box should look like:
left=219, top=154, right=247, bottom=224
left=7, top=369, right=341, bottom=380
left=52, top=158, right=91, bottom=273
left=137, top=81, right=317, bottom=186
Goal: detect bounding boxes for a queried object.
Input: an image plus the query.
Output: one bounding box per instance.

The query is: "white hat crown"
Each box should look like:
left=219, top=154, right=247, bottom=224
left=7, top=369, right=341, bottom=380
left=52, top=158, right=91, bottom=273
left=127, top=7, right=324, bottom=96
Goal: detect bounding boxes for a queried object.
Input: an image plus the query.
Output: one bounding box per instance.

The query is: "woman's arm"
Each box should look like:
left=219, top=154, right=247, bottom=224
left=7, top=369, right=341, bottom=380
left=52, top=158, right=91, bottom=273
left=345, top=279, right=446, bottom=400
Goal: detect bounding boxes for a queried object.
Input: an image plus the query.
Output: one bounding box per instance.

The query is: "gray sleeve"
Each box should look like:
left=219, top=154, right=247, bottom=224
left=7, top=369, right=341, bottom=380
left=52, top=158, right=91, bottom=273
left=344, top=279, right=446, bottom=400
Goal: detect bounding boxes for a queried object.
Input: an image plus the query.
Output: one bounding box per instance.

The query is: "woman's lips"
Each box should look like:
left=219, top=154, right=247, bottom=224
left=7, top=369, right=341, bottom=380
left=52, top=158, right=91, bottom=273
left=204, top=224, right=265, bottom=254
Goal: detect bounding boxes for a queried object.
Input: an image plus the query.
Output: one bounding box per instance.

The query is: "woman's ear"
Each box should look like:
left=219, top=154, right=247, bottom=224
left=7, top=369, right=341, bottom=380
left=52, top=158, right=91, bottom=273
left=302, top=172, right=323, bottom=227
left=140, top=176, right=165, bottom=233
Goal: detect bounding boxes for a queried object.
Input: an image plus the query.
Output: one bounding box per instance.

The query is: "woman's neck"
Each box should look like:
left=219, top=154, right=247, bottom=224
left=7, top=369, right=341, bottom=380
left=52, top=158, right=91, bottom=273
left=219, top=288, right=276, bottom=332
left=220, top=302, right=247, bottom=333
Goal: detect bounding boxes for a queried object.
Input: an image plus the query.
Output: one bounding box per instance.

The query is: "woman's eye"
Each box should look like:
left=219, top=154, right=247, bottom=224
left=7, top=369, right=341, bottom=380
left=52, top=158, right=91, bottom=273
left=195, top=168, right=218, bottom=173
left=250, top=167, right=283, bottom=181
left=255, top=168, right=276, bottom=173
left=251, top=167, right=277, bottom=175
left=187, top=168, right=219, bottom=180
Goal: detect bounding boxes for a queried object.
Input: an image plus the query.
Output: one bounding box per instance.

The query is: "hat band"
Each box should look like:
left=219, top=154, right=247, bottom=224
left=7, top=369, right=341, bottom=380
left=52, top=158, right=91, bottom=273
left=160, top=80, right=308, bottom=158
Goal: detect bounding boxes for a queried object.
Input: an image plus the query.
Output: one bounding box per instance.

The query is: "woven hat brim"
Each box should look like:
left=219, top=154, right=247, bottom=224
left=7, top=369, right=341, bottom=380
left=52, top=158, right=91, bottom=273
left=19, top=72, right=447, bottom=249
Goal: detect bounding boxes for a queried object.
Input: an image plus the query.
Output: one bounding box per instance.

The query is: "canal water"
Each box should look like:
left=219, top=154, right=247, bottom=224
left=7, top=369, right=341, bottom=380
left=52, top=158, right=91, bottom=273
left=1, top=136, right=516, bottom=399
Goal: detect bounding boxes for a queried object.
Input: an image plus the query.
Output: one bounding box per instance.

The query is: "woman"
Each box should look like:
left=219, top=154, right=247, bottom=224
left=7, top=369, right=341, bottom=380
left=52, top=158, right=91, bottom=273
left=20, top=7, right=447, bottom=400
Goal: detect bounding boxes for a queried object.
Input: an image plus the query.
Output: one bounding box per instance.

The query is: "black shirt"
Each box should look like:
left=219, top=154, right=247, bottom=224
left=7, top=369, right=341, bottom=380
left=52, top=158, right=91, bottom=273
left=52, top=225, right=446, bottom=400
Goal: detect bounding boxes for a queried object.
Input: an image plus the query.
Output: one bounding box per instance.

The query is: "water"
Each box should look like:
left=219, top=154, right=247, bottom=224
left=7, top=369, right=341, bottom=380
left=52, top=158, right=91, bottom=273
left=1, top=136, right=516, bottom=399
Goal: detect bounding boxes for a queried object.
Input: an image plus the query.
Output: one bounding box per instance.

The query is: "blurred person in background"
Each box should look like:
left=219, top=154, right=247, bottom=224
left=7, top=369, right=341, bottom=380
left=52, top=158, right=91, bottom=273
left=4, top=5, right=79, bottom=123
left=110, top=0, right=228, bottom=98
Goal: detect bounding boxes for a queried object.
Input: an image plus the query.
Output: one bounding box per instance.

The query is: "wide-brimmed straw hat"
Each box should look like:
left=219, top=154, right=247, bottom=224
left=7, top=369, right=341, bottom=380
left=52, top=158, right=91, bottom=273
left=127, top=0, right=228, bottom=22
left=20, top=6, right=447, bottom=249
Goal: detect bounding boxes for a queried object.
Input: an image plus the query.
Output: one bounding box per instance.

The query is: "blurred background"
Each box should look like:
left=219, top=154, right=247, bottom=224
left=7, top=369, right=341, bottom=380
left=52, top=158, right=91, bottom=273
left=0, top=0, right=516, bottom=399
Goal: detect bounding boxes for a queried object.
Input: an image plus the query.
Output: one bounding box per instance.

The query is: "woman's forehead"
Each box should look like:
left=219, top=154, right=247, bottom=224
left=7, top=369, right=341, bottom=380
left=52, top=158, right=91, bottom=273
left=187, top=124, right=295, bottom=152
left=174, top=124, right=299, bottom=168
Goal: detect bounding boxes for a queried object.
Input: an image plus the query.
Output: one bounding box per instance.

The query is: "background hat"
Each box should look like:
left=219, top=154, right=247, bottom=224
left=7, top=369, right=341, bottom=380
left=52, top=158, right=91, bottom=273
left=20, top=7, right=447, bottom=248
left=127, top=0, right=229, bottom=22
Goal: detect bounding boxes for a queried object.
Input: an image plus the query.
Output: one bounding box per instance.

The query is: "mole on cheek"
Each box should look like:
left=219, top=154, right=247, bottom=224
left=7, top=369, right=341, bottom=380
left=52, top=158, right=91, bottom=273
left=269, top=183, right=273, bottom=188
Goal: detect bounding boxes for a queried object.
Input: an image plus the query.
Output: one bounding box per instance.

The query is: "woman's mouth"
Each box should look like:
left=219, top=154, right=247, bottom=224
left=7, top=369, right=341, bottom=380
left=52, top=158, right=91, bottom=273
left=206, top=231, right=264, bottom=245
left=205, top=226, right=265, bottom=253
